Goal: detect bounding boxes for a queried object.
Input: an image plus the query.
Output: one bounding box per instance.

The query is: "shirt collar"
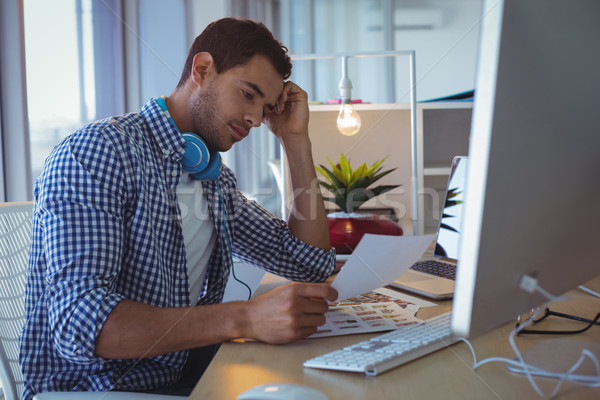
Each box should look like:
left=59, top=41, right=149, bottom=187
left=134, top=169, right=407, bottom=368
left=140, top=98, right=186, bottom=160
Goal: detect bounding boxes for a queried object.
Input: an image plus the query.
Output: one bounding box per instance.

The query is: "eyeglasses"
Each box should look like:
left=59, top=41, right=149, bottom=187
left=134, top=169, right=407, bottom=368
left=516, top=307, right=600, bottom=335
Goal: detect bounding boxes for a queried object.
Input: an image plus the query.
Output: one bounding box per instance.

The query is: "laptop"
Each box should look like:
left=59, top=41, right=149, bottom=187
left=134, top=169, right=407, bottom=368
left=388, top=156, right=468, bottom=300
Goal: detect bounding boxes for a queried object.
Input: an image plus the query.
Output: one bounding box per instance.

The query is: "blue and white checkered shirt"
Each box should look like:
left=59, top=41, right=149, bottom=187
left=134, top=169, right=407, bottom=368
left=19, top=99, right=335, bottom=399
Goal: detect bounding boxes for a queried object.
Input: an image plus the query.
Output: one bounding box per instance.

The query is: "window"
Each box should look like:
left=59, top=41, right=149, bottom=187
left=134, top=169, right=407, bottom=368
left=276, top=0, right=481, bottom=103
left=24, top=0, right=125, bottom=184
left=16, top=1, right=481, bottom=214
left=1, top=0, right=32, bottom=201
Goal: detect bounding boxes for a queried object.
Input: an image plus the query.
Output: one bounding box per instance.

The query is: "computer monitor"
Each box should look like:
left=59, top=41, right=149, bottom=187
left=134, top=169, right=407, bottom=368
left=452, top=0, right=600, bottom=338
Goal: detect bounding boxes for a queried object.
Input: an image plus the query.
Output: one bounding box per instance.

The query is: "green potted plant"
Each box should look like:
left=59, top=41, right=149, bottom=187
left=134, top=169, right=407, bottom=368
left=316, top=153, right=403, bottom=254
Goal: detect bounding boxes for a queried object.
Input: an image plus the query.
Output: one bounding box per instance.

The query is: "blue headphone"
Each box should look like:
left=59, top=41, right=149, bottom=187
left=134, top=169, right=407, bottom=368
left=155, top=96, right=222, bottom=181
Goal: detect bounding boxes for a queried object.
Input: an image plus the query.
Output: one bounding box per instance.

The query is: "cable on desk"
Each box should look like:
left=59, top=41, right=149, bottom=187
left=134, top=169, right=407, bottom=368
left=458, top=280, right=600, bottom=399
left=578, top=285, right=600, bottom=299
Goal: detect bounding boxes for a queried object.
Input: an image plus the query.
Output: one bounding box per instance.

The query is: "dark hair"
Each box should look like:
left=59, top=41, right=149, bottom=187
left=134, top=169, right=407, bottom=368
left=176, top=18, right=292, bottom=88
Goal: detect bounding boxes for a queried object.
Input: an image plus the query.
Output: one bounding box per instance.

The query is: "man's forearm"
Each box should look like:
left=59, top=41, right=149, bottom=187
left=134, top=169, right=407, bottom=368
left=94, top=283, right=338, bottom=359
left=281, top=135, right=331, bottom=250
left=95, top=300, right=248, bottom=359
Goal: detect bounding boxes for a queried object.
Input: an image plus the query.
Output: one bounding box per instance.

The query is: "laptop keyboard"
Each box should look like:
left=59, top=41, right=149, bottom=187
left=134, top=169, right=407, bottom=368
left=410, top=260, right=456, bottom=280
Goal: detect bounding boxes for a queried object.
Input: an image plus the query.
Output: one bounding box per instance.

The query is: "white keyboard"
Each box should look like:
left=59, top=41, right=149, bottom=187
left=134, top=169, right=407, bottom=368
left=303, top=312, right=457, bottom=376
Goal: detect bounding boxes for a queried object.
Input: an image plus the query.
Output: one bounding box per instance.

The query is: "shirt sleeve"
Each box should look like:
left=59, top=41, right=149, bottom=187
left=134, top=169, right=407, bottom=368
left=36, top=126, right=129, bottom=363
left=225, top=175, right=336, bottom=282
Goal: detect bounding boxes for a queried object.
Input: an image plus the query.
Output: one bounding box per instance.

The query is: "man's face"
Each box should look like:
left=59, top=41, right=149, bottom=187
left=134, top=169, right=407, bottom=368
left=189, top=55, right=284, bottom=152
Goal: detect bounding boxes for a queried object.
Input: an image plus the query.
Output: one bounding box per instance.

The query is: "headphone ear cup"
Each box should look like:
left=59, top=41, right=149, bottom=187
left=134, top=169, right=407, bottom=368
left=155, top=98, right=221, bottom=180
left=181, top=133, right=221, bottom=180
left=190, top=152, right=222, bottom=181
left=181, top=133, right=210, bottom=173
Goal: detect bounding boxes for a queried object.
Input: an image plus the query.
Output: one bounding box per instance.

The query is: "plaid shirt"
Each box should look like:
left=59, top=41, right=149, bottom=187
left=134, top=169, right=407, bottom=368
left=19, top=99, right=335, bottom=399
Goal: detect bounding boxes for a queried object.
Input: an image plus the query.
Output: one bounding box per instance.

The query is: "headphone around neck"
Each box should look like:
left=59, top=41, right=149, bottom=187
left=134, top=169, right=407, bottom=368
left=155, top=96, right=222, bottom=181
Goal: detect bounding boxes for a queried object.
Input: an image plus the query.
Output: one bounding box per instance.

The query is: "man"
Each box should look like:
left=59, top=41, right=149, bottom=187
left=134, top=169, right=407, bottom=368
left=20, top=18, right=337, bottom=398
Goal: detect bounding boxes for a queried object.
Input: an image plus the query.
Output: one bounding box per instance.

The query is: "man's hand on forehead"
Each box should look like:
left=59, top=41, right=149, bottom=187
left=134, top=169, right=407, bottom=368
left=262, top=81, right=310, bottom=141
left=270, top=81, right=292, bottom=115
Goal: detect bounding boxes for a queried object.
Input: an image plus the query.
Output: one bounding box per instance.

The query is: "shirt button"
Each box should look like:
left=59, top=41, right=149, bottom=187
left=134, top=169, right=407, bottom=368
left=179, top=272, right=186, bottom=280
left=171, top=171, right=178, bottom=177
left=163, top=149, right=170, bottom=156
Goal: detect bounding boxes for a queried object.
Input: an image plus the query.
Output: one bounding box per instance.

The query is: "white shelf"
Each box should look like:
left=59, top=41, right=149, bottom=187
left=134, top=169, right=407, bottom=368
left=308, top=103, right=411, bottom=112
left=423, top=162, right=451, bottom=176
left=309, top=102, right=472, bottom=112
left=419, top=101, right=473, bottom=110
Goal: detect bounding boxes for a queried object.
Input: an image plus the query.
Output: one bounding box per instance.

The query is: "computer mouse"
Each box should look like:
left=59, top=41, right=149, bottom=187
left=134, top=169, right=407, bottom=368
left=237, top=383, right=328, bottom=400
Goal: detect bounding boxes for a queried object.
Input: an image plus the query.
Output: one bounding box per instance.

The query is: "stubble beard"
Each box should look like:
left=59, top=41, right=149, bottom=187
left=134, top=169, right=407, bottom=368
left=189, top=83, right=229, bottom=152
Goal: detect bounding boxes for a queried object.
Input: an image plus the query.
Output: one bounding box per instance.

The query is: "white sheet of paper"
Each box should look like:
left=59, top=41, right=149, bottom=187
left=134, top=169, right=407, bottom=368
left=331, top=234, right=435, bottom=301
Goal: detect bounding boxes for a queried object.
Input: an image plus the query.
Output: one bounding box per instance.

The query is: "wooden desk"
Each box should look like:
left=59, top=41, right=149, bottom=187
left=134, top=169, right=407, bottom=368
left=190, top=277, right=600, bottom=399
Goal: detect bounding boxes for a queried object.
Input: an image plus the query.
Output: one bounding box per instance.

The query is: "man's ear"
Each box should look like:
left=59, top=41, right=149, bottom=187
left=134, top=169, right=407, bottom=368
left=190, top=52, right=215, bottom=86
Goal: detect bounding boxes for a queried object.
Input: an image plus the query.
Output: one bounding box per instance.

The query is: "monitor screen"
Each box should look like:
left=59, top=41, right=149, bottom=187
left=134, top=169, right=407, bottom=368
left=451, top=0, right=600, bottom=338
left=434, top=157, right=468, bottom=261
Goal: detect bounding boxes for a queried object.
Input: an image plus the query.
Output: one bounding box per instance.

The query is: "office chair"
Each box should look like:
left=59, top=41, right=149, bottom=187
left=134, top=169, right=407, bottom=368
left=0, top=202, right=183, bottom=400
left=0, top=202, right=31, bottom=400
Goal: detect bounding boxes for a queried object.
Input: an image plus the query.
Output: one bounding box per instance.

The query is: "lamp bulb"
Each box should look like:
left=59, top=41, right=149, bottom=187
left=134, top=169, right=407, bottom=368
left=336, top=104, right=361, bottom=136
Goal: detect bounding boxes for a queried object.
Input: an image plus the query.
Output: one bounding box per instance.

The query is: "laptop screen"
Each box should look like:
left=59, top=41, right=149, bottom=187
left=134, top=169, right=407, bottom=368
left=434, top=157, right=468, bottom=260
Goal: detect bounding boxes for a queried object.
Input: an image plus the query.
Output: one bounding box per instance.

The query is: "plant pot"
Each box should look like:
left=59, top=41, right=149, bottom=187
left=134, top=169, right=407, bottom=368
left=327, top=212, right=403, bottom=254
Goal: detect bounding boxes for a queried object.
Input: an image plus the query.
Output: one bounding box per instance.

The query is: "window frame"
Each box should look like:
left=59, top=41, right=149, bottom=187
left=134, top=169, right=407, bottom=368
left=0, top=0, right=32, bottom=202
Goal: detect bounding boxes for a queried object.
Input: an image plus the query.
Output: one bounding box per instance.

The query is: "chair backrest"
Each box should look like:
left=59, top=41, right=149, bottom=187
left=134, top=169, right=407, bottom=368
left=0, top=202, right=33, bottom=400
